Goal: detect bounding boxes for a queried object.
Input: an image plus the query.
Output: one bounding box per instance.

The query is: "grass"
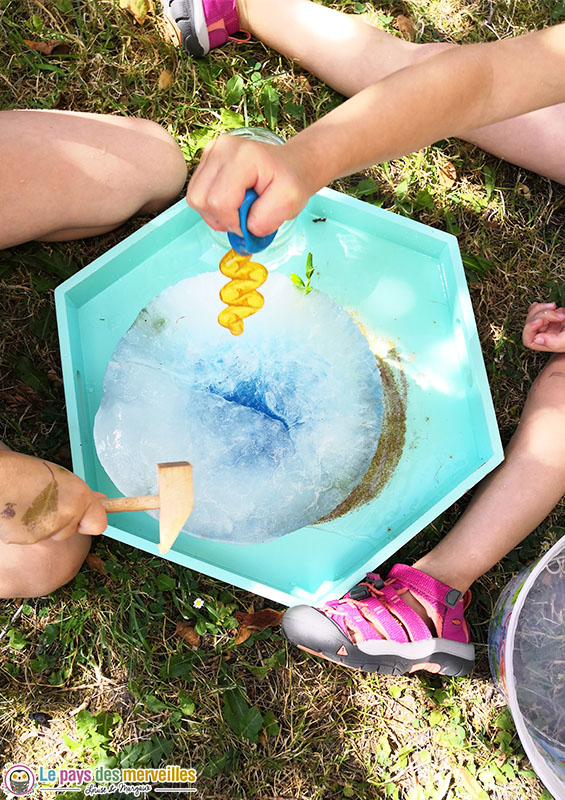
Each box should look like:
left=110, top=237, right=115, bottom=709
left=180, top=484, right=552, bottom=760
left=0, top=0, right=564, bottom=798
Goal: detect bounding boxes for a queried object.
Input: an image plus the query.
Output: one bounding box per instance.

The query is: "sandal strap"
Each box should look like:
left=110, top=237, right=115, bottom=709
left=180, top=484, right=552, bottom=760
left=318, top=565, right=471, bottom=648
left=322, top=591, right=409, bottom=644
left=321, top=570, right=433, bottom=645
left=378, top=582, right=433, bottom=642
left=358, top=571, right=431, bottom=641
left=204, top=0, right=240, bottom=49
left=388, top=564, right=471, bottom=643
left=354, top=596, right=409, bottom=642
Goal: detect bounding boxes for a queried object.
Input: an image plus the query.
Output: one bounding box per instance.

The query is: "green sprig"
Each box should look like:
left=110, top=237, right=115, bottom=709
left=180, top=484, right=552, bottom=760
left=290, top=252, right=317, bottom=295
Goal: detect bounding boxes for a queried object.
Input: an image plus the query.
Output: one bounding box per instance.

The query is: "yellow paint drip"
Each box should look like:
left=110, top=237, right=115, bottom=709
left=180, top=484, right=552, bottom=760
left=218, top=248, right=269, bottom=336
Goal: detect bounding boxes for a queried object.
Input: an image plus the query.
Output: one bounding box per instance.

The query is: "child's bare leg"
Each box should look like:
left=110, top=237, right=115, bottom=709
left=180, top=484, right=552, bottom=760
left=414, top=354, right=565, bottom=595
left=0, top=534, right=91, bottom=599
left=0, top=110, right=187, bottom=250
left=238, top=0, right=565, bottom=183
left=238, top=0, right=432, bottom=94
left=0, top=441, right=96, bottom=598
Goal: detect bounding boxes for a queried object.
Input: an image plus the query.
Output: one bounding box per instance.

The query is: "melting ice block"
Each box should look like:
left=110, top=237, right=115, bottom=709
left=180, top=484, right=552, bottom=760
left=94, top=272, right=383, bottom=544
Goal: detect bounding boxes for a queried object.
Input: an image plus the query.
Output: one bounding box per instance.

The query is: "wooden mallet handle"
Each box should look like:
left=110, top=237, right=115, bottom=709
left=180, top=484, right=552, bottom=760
left=101, top=495, right=160, bottom=513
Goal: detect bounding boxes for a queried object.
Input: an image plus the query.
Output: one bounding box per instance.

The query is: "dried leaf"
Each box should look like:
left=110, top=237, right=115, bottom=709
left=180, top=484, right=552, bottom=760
left=85, top=553, right=106, bottom=576
left=176, top=621, right=201, bottom=648
left=438, top=160, right=457, bottom=190
left=233, top=627, right=253, bottom=646
left=0, top=381, right=38, bottom=411
left=22, top=480, right=58, bottom=527
left=234, top=609, right=284, bottom=631
left=158, top=69, right=174, bottom=90
left=119, top=0, right=153, bottom=25
left=517, top=182, right=531, bottom=200
left=484, top=216, right=501, bottom=231
left=395, top=14, right=417, bottom=41
left=24, top=39, right=70, bottom=55
left=454, top=767, right=488, bottom=800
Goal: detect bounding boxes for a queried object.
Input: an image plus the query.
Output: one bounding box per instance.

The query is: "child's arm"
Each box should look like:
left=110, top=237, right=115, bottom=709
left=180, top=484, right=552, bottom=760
left=187, top=23, right=565, bottom=236
left=0, top=448, right=107, bottom=545
left=522, top=302, right=565, bottom=352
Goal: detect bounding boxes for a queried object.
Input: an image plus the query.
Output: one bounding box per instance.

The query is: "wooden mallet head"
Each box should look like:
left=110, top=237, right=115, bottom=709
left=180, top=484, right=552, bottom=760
left=101, top=461, right=194, bottom=554
left=155, top=461, right=194, bottom=553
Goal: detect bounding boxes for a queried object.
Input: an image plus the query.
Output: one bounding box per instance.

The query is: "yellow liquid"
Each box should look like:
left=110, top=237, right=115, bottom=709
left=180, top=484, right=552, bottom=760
left=218, top=248, right=269, bottom=336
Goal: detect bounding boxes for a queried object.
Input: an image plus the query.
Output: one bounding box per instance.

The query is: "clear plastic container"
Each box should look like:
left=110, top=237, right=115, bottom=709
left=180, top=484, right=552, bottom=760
left=488, top=537, right=565, bottom=799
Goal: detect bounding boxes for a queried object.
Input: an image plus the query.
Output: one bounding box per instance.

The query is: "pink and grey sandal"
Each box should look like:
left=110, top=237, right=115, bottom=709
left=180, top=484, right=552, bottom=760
left=281, top=564, right=475, bottom=676
left=162, top=0, right=250, bottom=57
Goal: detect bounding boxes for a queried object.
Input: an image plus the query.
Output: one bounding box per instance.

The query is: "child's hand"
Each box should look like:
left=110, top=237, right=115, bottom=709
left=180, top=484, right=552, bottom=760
left=522, top=301, right=565, bottom=352
left=0, top=451, right=107, bottom=545
left=186, top=135, right=317, bottom=238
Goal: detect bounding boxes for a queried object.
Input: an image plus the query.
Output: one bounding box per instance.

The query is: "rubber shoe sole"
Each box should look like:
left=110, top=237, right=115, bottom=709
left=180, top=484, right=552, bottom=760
left=162, top=0, right=208, bottom=57
left=281, top=605, right=475, bottom=677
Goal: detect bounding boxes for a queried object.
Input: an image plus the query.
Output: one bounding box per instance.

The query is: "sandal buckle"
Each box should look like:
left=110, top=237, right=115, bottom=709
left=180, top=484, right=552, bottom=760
left=444, top=588, right=462, bottom=608
left=349, top=584, right=370, bottom=600
left=349, top=577, right=384, bottom=600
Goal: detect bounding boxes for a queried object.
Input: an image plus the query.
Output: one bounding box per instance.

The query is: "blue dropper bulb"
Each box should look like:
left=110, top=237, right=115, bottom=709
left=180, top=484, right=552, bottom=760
left=227, top=188, right=278, bottom=255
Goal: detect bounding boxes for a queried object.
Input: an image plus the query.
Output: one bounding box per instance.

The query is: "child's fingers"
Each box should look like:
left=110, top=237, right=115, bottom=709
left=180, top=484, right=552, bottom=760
left=246, top=180, right=306, bottom=238
left=200, top=213, right=229, bottom=232
left=527, top=301, right=555, bottom=315
left=49, top=498, right=107, bottom=542
left=190, top=166, right=245, bottom=235
left=525, top=301, right=556, bottom=324
left=527, top=336, right=555, bottom=352
left=51, top=522, right=84, bottom=542
left=530, top=331, right=565, bottom=352
left=526, top=309, right=565, bottom=333
left=540, top=308, right=565, bottom=323
left=77, top=498, right=108, bottom=536
left=186, top=139, right=244, bottom=234
left=522, top=317, right=544, bottom=347
left=190, top=135, right=281, bottom=235
left=545, top=330, right=565, bottom=348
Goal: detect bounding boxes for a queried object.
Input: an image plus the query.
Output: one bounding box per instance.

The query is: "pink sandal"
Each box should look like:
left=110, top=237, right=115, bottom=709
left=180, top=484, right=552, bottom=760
left=281, top=564, right=475, bottom=676
left=162, top=0, right=250, bottom=57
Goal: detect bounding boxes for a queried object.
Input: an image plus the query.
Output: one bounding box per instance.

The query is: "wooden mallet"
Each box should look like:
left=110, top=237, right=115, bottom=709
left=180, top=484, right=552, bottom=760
left=101, top=461, right=193, bottom=554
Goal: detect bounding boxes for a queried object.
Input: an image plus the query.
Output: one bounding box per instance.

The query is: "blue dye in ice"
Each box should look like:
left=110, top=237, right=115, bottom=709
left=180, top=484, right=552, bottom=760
left=94, top=272, right=383, bottom=544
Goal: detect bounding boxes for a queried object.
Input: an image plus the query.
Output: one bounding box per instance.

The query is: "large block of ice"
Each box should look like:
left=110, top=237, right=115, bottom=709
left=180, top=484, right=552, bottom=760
left=94, top=273, right=384, bottom=543
left=55, top=188, right=503, bottom=606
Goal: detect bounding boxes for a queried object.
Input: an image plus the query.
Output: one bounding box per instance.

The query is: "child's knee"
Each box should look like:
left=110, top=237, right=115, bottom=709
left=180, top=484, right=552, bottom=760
left=412, top=41, right=459, bottom=65
left=535, top=354, right=565, bottom=393
left=0, top=535, right=91, bottom=599
left=549, top=353, right=565, bottom=373
left=131, top=118, right=187, bottom=202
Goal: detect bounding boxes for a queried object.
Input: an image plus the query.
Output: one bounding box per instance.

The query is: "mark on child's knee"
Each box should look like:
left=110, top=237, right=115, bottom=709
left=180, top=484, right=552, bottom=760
left=0, top=502, right=16, bottom=519
left=549, top=371, right=565, bottom=379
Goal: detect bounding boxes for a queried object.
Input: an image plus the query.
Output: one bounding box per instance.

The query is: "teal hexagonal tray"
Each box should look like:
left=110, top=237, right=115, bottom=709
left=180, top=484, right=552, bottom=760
left=55, top=188, right=502, bottom=606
